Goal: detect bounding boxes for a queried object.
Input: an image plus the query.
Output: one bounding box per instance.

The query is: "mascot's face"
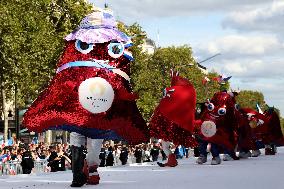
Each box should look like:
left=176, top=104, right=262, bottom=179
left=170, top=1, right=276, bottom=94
left=57, top=40, right=133, bottom=114
left=241, top=108, right=266, bottom=129
left=58, top=40, right=132, bottom=70
left=200, top=92, right=236, bottom=137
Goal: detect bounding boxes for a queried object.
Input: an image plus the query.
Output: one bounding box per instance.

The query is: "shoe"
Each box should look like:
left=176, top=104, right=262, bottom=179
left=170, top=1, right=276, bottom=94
left=239, top=151, right=251, bottom=159
left=231, top=153, right=240, bottom=160
left=157, top=154, right=178, bottom=167
left=222, top=154, right=233, bottom=161
left=265, top=148, right=275, bottom=155
left=87, top=165, right=100, bottom=185
left=211, top=156, right=221, bottom=165
left=251, top=150, right=261, bottom=157
left=196, top=155, right=207, bottom=164
left=157, top=162, right=165, bottom=167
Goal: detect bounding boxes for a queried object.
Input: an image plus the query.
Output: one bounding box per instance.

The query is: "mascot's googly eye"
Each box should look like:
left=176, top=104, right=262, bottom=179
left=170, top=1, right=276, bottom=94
left=75, top=40, right=94, bottom=54
left=218, top=108, right=226, bottom=116
left=108, top=42, right=125, bottom=58
left=235, top=104, right=240, bottom=111
left=207, top=103, right=214, bottom=111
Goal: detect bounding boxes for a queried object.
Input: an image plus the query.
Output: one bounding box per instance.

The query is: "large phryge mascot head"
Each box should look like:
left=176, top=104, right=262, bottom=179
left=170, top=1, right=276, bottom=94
left=197, top=91, right=238, bottom=150
left=23, top=8, right=149, bottom=144
left=240, top=107, right=284, bottom=147
left=149, top=70, right=197, bottom=146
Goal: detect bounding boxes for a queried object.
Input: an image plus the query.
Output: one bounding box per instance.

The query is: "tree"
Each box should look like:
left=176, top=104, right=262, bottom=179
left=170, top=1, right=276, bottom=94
left=131, top=45, right=221, bottom=121
left=281, top=118, right=284, bottom=134
left=0, top=0, right=92, bottom=141
left=236, top=90, right=267, bottom=110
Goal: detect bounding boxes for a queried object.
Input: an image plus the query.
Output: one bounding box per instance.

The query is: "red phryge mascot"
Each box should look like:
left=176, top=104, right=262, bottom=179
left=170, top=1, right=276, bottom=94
left=149, top=70, right=197, bottom=167
left=195, top=91, right=239, bottom=165
left=263, top=107, right=284, bottom=153
left=23, top=8, right=149, bottom=187
left=239, top=107, right=284, bottom=156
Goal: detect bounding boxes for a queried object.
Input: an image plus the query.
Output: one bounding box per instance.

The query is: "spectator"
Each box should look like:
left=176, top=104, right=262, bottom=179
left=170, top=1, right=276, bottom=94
left=150, top=145, right=160, bottom=162
left=114, top=145, right=121, bottom=165
left=174, top=145, right=185, bottom=159
left=134, top=145, right=143, bottom=163
left=185, top=147, right=190, bottom=158
left=56, top=145, right=71, bottom=171
left=47, top=146, right=60, bottom=172
left=142, top=145, right=151, bottom=162
left=21, top=149, right=34, bottom=174
left=99, top=147, right=106, bottom=167
left=105, top=146, right=114, bottom=166
left=120, top=145, right=128, bottom=165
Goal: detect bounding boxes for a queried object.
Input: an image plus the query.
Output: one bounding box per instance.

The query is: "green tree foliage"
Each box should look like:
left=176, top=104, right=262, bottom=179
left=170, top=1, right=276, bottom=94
left=131, top=45, right=221, bottom=121
left=0, top=0, right=92, bottom=109
left=281, top=118, right=284, bottom=134
left=117, top=22, right=148, bottom=85
left=236, top=90, right=266, bottom=110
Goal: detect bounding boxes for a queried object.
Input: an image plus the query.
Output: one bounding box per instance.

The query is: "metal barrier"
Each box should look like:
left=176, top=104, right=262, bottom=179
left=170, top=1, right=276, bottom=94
left=0, top=159, right=50, bottom=176
left=0, top=161, right=22, bottom=175
left=34, top=159, right=50, bottom=173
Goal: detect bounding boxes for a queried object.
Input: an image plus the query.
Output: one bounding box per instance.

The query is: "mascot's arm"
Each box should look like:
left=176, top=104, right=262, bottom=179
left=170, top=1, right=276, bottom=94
left=116, top=87, right=138, bottom=101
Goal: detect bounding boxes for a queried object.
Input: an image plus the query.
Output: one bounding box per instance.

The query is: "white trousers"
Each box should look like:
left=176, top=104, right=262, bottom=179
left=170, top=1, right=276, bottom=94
left=161, top=140, right=172, bottom=156
left=70, top=132, right=103, bottom=166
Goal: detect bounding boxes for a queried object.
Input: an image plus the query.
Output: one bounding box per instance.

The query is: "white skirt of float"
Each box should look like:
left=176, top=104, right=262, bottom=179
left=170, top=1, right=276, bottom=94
left=79, top=77, right=114, bottom=114
left=201, top=121, right=217, bottom=138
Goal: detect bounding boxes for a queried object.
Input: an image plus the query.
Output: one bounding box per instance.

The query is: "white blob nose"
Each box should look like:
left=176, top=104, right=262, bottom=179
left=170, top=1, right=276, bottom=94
left=201, top=121, right=217, bottom=137
left=78, top=77, right=114, bottom=114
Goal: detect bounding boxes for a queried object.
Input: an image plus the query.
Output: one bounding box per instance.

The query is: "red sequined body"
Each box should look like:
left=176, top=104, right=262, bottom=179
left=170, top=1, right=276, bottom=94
left=198, top=92, right=238, bottom=150
left=22, top=41, right=149, bottom=144
left=240, top=108, right=284, bottom=145
left=149, top=74, right=197, bottom=147
left=264, top=110, right=284, bottom=145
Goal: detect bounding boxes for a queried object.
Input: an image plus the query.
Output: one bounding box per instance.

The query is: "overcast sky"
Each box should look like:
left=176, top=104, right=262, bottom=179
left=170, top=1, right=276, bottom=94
left=90, top=0, right=284, bottom=116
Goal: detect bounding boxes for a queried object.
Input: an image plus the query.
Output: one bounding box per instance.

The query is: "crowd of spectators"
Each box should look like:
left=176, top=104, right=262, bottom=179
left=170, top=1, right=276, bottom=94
left=0, top=139, right=191, bottom=175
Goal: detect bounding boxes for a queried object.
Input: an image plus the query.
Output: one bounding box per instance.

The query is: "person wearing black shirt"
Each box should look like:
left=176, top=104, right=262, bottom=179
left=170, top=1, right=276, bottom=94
left=21, top=149, right=34, bottom=174
left=150, top=146, right=160, bottom=162
left=105, top=146, right=114, bottom=166
left=47, top=146, right=60, bottom=172
left=134, top=146, right=143, bottom=163
left=119, top=146, right=128, bottom=165
left=99, top=148, right=106, bottom=167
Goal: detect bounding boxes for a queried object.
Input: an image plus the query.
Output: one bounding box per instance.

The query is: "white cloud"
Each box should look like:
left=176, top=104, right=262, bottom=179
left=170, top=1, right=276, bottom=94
left=223, top=0, right=284, bottom=35
left=91, top=0, right=269, bottom=21
left=204, top=35, right=284, bottom=56
left=195, top=34, right=284, bottom=79
left=220, top=59, right=284, bottom=79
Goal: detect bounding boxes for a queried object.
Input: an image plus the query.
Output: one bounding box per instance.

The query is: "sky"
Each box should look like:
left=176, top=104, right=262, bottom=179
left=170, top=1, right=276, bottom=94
left=90, top=0, right=284, bottom=116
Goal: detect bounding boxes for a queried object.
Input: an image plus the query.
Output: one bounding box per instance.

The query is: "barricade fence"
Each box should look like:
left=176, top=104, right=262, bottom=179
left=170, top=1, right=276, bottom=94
left=0, top=159, right=49, bottom=176
left=0, top=149, right=195, bottom=176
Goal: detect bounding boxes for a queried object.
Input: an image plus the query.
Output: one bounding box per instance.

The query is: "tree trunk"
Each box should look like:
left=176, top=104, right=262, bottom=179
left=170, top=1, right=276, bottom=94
left=1, top=83, right=8, bottom=142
